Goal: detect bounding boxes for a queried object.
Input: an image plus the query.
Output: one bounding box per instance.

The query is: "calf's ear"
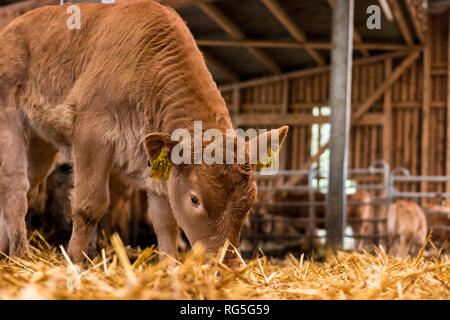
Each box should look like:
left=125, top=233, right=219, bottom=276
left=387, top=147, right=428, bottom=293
left=144, top=132, right=179, bottom=163
left=248, top=125, right=289, bottom=153
left=246, top=126, right=289, bottom=171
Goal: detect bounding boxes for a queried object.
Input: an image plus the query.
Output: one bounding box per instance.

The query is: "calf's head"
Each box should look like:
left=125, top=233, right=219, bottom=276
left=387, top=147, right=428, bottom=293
left=144, top=126, right=288, bottom=267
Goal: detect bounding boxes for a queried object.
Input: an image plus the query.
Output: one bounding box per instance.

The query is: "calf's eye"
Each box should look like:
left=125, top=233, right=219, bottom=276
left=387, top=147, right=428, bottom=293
left=191, top=195, right=200, bottom=207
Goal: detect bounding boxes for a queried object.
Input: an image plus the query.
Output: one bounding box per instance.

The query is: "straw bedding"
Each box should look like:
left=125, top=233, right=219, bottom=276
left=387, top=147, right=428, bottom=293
left=0, top=232, right=448, bottom=300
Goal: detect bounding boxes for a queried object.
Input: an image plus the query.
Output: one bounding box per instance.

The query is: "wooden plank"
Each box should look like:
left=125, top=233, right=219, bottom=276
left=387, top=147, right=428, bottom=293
left=261, top=0, right=325, bottom=65
left=298, top=126, right=304, bottom=169
left=237, top=111, right=383, bottom=126
left=404, top=110, right=411, bottom=170
left=281, top=79, right=290, bottom=113
left=411, top=108, right=418, bottom=175
left=197, top=3, right=281, bottom=73
left=447, top=13, right=450, bottom=202
left=395, top=110, right=403, bottom=168
left=361, top=65, right=367, bottom=103
left=383, top=58, right=393, bottom=165
left=422, top=25, right=432, bottom=199
left=196, top=39, right=422, bottom=51
left=355, top=127, right=361, bottom=168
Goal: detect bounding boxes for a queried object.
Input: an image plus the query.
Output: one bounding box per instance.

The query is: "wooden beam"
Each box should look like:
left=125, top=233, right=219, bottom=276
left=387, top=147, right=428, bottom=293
left=388, top=0, right=414, bottom=45
left=196, top=39, right=422, bottom=51
left=202, top=51, right=240, bottom=83
left=327, top=0, right=369, bottom=57
left=405, top=0, right=425, bottom=44
left=352, top=51, right=420, bottom=121
left=326, top=0, right=354, bottom=248
left=197, top=3, right=281, bottom=73
left=157, top=0, right=215, bottom=9
left=379, top=0, right=394, bottom=21
left=261, top=0, right=325, bottom=65
left=236, top=113, right=383, bottom=126
left=219, top=51, right=411, bottom=92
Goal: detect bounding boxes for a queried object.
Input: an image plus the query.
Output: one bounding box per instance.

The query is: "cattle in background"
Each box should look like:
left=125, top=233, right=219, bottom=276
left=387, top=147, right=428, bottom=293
left=423, top=205, right=449, bottom=248
left=346, top=190, right=373, bottom=250
left=0, top=0, right=287, bottom=267
left=250, top=188, right=374, bottom=250
left=0, top=0, right=58, bottom=30
left=259, top=190, right=326, bottom=233
left=387, top=201, right=427, bottom=258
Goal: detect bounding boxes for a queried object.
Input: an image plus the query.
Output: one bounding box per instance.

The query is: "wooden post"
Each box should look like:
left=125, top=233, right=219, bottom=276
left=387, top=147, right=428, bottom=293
left=383, top=58, right=393, bottom=165
left=326, top=0, right=354, bottom=248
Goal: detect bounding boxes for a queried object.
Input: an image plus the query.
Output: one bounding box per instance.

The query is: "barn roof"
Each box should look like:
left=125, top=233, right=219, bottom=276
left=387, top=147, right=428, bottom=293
left=0, top=0, right=436, bottom=84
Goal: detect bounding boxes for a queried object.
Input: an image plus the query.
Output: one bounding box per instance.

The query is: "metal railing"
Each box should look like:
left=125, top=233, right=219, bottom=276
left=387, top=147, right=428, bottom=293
left=242, top=161, right=450, bottom=254
left=387, top=167, right=450, bottom=241
left=242, top=160, right=391, bottom=252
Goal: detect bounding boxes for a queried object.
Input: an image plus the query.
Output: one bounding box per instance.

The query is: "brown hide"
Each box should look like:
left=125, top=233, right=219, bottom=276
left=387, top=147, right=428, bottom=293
left=346, top=190, right=373, bottom=250
left=0, top=0, right=286, bottom=267
left=0, top=0, right=58, bottom=30
left=423, top=205, right=449, bottom=245
left=255, top=189, right=373, bottom=249
left=387, top=201, right=427, bottom=258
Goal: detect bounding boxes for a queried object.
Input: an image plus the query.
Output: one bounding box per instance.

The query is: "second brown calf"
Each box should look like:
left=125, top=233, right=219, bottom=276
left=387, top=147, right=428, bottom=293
left=387, top=201, right=427, bottom=258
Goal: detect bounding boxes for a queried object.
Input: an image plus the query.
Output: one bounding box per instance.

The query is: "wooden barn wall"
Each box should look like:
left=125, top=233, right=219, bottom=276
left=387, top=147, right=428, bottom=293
left=222, top=12, right=450, bottom=200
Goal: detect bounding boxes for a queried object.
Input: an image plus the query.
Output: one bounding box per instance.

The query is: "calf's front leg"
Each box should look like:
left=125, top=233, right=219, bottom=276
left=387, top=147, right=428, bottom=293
left=67, top=142, right=111, bottom=263
left=146, top=191, right=178, bottom=258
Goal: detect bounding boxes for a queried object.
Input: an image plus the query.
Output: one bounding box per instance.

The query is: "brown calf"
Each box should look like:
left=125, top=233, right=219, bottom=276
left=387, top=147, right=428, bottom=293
left=423, top=205, right=449, bottom=247
left=346, top=190, right=372, bottom=250
left=387, top=201, right=427, bottom=258
left=255, top=189, right=374, bottom=249
left=0, top=0, right=288, bottom=266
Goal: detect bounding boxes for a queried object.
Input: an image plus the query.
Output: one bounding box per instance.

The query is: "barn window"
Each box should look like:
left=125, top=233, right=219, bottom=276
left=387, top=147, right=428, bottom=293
left=310, top=106, right=356, bottom=194
left=311, top=106, right=330, bottom=191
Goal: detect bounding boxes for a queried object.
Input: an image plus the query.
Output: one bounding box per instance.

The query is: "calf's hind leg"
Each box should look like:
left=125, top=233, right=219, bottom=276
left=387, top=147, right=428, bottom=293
left=0, top=112, right=29, bottom=257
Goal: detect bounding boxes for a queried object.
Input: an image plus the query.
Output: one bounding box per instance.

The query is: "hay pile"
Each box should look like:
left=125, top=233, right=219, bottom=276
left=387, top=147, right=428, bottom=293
left=0, top=232, right=448, bottom=300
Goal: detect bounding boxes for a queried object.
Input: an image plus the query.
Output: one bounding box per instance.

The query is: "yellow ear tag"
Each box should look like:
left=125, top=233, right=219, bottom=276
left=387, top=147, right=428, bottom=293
left=149, top=147, right=171, bottom=181
left=255, top=146, right=278, bottom=172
